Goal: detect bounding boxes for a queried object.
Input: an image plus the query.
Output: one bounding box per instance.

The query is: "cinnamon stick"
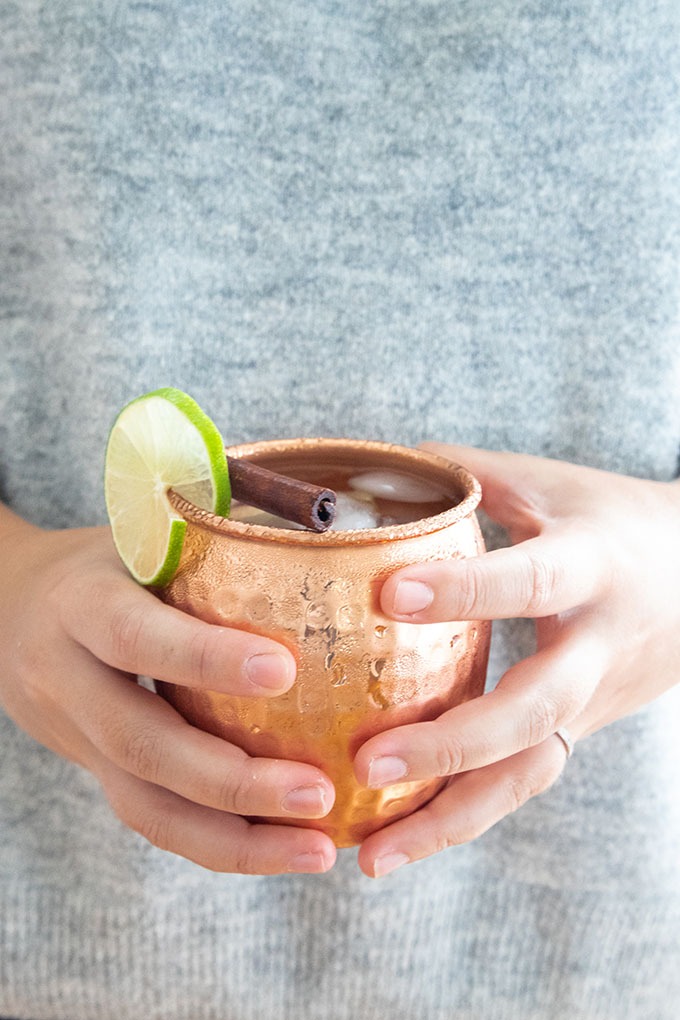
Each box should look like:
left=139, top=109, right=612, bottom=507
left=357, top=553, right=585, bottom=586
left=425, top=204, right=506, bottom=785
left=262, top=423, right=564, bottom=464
left=226, top=456, right=337, bottom=532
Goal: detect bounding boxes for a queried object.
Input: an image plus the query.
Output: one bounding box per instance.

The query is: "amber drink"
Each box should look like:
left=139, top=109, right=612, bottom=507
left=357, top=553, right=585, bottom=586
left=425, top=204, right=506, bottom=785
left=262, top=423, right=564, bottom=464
left=156, top=438, right=491, bottom=847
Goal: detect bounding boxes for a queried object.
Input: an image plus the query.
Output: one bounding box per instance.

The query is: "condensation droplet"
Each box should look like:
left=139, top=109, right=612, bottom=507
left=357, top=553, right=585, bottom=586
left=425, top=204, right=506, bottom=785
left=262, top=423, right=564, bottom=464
left=305, top=601, right=332, bottom=632
left=450, top=634, right=461, bottom=648
left=324, top=651, right=335, bottom=669
left=249, top=725, right=262, bottom=734
left=367, top=656, right=390, bottom=708
left=337, top=604, right=361, bottom=630
left=331, top=664, right=348, bottom=687
left=374, top=625, right=388, bottom=639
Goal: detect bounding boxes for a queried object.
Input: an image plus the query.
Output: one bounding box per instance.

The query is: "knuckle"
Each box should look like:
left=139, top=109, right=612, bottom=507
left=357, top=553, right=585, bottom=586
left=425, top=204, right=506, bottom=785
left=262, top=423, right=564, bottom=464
left=220, top=765, right=257, bottom=816
left=523, top=551, right=560, bottom=616
left=520, top=680, right=584, bottom=750
left=231, top=841, right=260, bottom=875
left=504, top=772, right=539, bottom=814
left=432, top=831, right=458, bottom=854
left=556, top=682, right=586, bottom=723
left=117, top=724, right=166, bottom=783
left=522, top=693, right=559, bottom=748
left=109, top=599, right=148, bottom=668
left=98, top=769, right=174, bottom=853
left=105, top=784, right=173, bottom=852
left=433, top=733, right=465, bottom=777
left=432, top=818, right=477, bottom=851
left=188, top=629, right=222, bottom=690
left=562, top=681, right=587, bottom=722
left=458, top=561, right=483, bottom=618
left=505, top=758, right=557, bottom=815
left=136, top=809, right=173, bottom=852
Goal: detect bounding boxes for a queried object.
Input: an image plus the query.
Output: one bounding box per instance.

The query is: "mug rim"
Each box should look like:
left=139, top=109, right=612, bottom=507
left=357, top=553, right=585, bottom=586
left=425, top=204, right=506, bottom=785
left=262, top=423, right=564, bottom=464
left=168, top=437, right=482, bottom=547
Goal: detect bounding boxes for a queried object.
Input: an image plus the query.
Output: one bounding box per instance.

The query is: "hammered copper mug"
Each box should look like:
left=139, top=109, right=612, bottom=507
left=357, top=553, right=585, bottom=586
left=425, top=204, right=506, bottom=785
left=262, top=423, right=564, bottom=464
left=156, top=438, right=491, bottom=847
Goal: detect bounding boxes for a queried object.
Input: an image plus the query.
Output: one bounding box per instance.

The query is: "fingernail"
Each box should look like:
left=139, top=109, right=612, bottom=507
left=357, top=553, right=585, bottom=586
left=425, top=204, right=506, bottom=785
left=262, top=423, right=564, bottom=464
left=367, top=755, right=409, bottom=788
left=392, top=579, right=433, bottom=616
left=281, top=784, right=329, bottom=817
left=244, top=652, right=293, bottom=692
left=373, top=851, right=409, bottom=879
left=288, top=851, right=330, bottom=874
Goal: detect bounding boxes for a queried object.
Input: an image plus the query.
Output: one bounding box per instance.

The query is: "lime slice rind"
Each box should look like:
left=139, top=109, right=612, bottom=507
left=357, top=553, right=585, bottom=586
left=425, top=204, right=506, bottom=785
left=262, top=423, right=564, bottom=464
left=104, top=388, right=230, bottom=586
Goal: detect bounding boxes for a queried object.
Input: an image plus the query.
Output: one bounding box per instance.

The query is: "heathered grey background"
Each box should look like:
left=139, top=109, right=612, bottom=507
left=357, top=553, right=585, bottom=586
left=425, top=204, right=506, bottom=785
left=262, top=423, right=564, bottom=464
left=1, top=2, right=680, bottom=1018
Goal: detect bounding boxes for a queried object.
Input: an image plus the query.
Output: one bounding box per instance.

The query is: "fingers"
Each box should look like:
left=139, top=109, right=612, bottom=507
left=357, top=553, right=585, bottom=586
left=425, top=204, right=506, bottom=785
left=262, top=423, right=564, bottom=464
left=381, top=526, right=608, bottom=622
left=97, top=758, right=337, bottom=875
left=420, top=442, right=579, bottom=528
left=354, top=626, right=603, bottom=788
left=357, top=737, right=567, bottom=878
left=65, top=646, right=335, bottom=821
left=421, top=442, right=545, bottom=492
left=420, top=442, right=553, bottom=536
left=56, top=571, right=296, bottom=696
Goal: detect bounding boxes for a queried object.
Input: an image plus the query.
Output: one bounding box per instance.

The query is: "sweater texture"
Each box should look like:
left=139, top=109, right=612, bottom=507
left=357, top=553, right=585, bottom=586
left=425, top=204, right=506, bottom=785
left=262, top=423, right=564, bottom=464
left=1, top=2, right=680, bottom=1018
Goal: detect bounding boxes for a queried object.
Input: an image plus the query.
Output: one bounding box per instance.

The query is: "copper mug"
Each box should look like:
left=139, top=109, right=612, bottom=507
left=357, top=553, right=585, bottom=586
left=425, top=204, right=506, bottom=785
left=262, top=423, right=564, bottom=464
left=156, top=438, right=491, bottom=847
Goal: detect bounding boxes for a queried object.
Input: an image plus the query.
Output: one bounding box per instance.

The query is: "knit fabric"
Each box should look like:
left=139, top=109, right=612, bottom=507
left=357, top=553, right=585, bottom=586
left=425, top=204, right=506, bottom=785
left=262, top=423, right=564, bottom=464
left=1, top=2, right=680, bottom=1018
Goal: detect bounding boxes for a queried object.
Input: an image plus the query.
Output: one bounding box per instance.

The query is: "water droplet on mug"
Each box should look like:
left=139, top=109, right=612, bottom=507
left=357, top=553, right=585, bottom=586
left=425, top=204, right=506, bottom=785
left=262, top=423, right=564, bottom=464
left=337, top=603, right=361, bottom=630
left=249, top=725, right=262, bottom=734
left=374, top=625, right=388, bottom=639
left=370, top=657, right=386, bottom=679
left=305, top=601, right=332, bottom=632
left=368, top=676, right=390, bottom=709
left=331, top=664, right=348, bottom=687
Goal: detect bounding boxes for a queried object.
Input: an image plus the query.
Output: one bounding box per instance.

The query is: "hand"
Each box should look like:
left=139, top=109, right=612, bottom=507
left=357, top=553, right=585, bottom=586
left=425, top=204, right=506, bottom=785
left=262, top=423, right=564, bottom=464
left=0, top=505, right=336, bottom=875
left=354, top=445, right=680, bottom=878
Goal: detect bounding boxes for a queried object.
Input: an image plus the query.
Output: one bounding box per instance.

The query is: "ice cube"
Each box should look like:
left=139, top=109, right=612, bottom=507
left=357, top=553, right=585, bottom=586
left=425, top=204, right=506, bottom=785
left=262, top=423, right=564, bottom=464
left=348, top=470, right=445, bottom=503
left=330, top=492, right=380, bottom=530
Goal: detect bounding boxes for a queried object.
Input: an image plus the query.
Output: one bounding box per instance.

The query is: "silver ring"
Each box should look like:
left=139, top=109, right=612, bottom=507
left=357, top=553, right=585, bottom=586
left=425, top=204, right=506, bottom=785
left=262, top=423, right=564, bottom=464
left=554, top=727, right=574, bottom=759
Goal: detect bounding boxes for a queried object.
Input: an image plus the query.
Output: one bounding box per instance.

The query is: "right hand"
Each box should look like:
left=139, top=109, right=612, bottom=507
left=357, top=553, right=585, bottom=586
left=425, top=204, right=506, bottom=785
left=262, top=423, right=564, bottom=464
left=0, top=504, right=337, bottom=874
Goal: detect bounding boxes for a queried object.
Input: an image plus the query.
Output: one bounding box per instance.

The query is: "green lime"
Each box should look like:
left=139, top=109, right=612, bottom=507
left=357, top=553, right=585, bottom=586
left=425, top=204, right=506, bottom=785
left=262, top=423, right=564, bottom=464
left=104, top=387, right=230, bottom=586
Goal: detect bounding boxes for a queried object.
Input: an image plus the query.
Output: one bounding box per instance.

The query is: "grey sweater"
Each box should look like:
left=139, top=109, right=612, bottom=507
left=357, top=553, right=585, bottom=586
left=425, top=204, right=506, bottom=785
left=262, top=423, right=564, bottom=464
left=1, top=2, right=680, bottom=1018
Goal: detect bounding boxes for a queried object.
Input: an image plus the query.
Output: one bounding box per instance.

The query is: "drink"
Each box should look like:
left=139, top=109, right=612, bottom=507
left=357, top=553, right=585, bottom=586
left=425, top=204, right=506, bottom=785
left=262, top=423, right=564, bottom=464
left=156, top=438, right=491, bottom=847
left=229, top=464, right=454, bottom=531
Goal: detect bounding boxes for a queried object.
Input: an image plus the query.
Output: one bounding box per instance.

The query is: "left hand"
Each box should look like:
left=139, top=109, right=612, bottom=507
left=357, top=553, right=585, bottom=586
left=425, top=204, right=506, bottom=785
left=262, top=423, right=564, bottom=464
left=354, top=444, right=680, bottom=878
